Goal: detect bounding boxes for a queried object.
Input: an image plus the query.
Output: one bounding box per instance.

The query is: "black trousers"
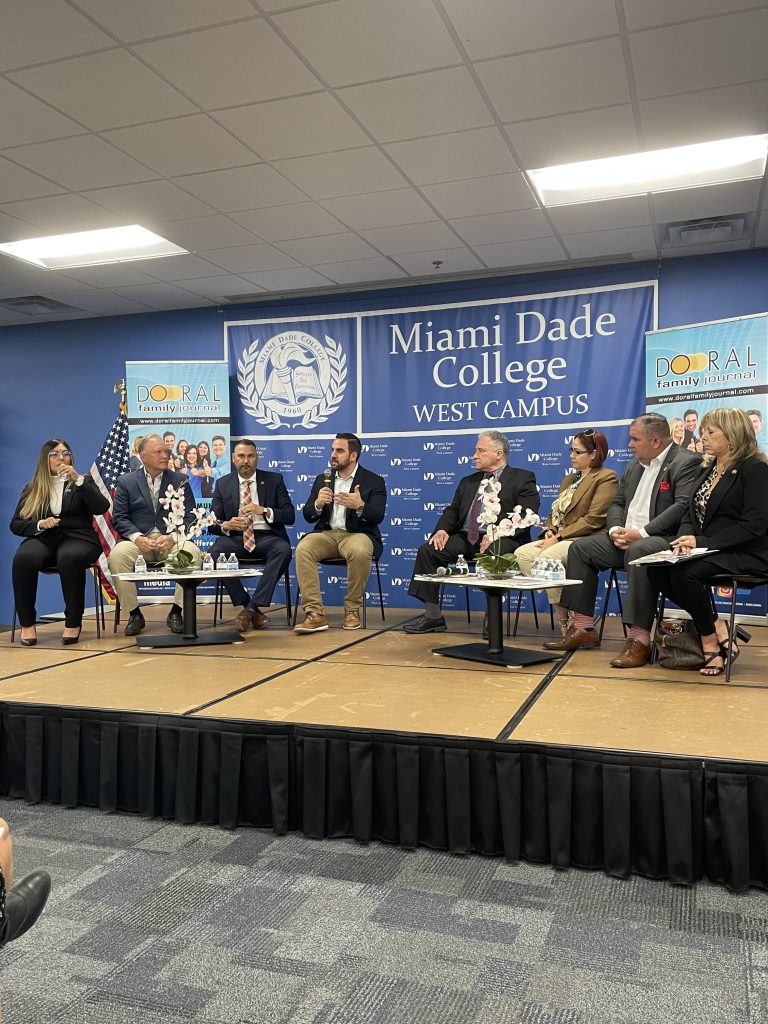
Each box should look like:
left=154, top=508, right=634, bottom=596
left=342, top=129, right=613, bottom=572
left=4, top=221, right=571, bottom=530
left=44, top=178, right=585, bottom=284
left=407, top=531, right=528, bottom=604
left=12, top=534, right=102, bottom=628
left=209, top=532, right=291, bottom=609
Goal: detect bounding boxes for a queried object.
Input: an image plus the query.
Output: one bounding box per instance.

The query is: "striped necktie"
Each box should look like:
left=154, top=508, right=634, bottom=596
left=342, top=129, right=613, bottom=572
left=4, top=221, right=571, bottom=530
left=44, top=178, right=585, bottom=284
left=241, top=480, right=255, bottom=552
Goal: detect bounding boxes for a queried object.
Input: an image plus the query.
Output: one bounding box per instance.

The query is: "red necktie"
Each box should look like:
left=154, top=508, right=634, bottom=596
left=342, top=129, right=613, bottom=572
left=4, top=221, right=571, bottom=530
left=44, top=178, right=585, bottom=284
left=241, top=481, right=255, bottom=552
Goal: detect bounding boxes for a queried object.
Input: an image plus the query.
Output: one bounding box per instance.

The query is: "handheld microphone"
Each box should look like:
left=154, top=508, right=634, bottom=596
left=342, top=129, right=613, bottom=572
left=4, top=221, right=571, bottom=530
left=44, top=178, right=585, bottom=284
left=323, top=466, right=333, bottom=489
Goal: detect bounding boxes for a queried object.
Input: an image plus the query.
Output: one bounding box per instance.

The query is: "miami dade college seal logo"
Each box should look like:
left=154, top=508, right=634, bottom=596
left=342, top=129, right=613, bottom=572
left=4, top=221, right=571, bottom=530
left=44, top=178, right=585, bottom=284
left=237, top=330, right=347, bottom=430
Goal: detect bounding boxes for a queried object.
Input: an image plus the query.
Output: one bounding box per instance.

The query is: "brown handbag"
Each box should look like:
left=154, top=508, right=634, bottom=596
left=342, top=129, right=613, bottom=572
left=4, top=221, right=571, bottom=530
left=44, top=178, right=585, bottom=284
left=655, top=618, right=705, bottom=669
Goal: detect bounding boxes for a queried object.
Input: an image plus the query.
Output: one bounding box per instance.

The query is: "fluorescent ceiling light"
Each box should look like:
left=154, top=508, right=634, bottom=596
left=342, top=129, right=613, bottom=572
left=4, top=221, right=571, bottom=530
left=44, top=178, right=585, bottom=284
left=0, top=225, right=188, bottom=269
left=529, top=135, right=768, bottom=207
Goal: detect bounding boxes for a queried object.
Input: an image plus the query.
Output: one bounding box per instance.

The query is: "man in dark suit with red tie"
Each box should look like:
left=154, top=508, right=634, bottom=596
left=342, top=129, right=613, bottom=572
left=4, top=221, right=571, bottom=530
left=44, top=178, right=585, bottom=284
left=208, top=439, right=295, bottom=632
left=404, top=430, right=540, bottom=633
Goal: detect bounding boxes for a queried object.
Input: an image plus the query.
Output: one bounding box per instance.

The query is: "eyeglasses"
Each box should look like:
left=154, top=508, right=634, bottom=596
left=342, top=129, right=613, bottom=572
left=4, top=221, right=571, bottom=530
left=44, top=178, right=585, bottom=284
left=570, top=448, right=589, bottom=456
left=49, top=450, right=72, bottom=459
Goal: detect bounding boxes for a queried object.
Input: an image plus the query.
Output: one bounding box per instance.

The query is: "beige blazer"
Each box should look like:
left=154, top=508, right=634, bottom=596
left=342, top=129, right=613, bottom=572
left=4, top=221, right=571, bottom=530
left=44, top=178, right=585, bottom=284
left=542, top=467, right=619, bottom=539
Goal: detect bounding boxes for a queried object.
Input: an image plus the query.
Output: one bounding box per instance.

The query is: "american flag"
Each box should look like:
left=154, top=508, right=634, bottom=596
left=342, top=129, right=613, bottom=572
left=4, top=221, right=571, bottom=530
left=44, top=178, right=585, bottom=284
left=91, top=405, right=130, bottom=601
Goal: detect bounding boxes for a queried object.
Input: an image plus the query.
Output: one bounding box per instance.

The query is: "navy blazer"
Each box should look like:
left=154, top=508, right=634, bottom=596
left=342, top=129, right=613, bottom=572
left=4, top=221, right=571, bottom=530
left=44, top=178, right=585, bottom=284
left=606, top=444, right=700, bottom=538
left=112, top=468, right=194, bottom=539
left=302, top=464, right=387, bottom=559
left=434, top=465, right=541, bottom=547
left=209, top=470, right=295, bottom=542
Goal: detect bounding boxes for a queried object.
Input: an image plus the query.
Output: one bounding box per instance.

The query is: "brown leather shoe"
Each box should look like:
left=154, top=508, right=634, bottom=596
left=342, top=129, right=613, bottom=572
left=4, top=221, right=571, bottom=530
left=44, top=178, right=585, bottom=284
left=543, top=625, right=600, bottom=651
left=343, top=610, right=361, bottom=630
left=234, top=607, right=268, bottom=633
left=294, top=612, right=329, bottom=634
left=610, top=639, right=650, bottom=668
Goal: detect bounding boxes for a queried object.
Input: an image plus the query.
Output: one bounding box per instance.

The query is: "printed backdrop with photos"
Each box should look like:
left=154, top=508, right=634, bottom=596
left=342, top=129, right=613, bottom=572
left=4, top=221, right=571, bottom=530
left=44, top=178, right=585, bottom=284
left=225, top=282, right=656, bottom=612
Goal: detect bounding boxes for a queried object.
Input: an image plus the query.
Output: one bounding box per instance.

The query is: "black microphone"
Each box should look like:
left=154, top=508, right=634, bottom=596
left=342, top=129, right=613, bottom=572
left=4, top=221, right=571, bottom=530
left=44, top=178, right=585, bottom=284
left=323, top=466, right=334, bottom=490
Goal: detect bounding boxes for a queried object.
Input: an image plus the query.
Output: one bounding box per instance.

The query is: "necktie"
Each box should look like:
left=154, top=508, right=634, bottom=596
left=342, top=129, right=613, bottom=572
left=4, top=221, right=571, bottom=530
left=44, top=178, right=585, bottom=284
left=467, top=476, right=491, bottom=545
left=241, top=480, right=255, bottom=552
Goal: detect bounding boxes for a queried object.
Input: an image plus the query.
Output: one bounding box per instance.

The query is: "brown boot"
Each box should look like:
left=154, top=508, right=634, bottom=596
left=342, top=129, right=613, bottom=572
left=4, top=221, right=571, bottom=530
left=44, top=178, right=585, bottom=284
left=294, top=612, right=329, bottom=634
left=343, top=609, right=361, bottom=630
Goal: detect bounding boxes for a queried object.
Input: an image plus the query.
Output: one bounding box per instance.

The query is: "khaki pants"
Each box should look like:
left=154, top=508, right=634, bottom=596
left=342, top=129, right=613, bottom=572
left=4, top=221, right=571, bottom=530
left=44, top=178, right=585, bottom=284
left=514, top=538, right=573, bottom=606
left=108, top=538, right=202, bottom=610
left=296, top=530, right=373, bottom=614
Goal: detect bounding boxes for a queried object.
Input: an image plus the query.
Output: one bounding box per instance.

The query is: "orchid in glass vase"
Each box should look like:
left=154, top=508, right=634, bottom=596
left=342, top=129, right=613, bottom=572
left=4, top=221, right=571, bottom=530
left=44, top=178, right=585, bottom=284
left=158, top=484, right=217, bottom=573
left=474, top=478, right=539, bottom=576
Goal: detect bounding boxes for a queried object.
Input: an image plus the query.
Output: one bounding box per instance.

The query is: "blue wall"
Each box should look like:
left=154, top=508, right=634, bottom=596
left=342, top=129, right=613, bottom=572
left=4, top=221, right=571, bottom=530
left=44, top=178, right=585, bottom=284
left=2, top=248, right=767, bottom=624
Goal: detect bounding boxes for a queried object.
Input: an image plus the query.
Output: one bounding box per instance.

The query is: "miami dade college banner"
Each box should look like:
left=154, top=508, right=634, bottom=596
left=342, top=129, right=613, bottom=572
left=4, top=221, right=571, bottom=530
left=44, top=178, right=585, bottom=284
left=226, top=281, right=656, bottom=611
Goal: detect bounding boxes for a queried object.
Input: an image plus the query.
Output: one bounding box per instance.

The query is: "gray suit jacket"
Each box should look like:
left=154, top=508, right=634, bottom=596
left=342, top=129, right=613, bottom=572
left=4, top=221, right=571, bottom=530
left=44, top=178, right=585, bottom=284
left=606, top=444, right=700, bottom=538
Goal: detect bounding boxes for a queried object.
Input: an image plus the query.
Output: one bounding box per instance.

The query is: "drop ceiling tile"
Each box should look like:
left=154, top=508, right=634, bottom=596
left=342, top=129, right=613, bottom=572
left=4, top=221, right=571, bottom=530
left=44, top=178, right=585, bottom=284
left=9, top=51, right=196, bottom=131
left=274, top=0, right=460, bottom=88
left=473, top=237, right=568, bottom=268
left=385, top=128, right=518, bottom=186
left=0, top=0, right=114, bottom=71
left=0, top=269, right=91, bottom=294
left=630, top=10, right=768, bottom=99
left=652, top=180, right=763, bottom=223
left=51, top=290, right=155, bottom=314
left=0, top=211, right=33, bottom=239
left=477, top=38, right=630, bottom=122
left=172, top=165, right=306, bottom=213
left=507, top=106, right=639, bottom=169
left=241, top=268, right=335, bottom=291
left=6, top=136, right=155, bottom=191
left=548, top=197, right=652, bottom=235
left=103, top=117, right=257, bottom=177
left=563, top=225, right=656, bottom=258
left=230, top=203, right=346, bottom=241
left=173, top=275, right=260, bottom=299
left=624, top=0, right=767, bottom=30
left=109, top=283, right=213, bottom=308
left=392, top=248, right=484, bottom=275
left=134, top=20, right=320, bottom=109
left=202, top=244, right=301, bottom=273
left=71, top=0, right=257, bottom=43
left=639, top=81, right=768, bottom=150
left=450, top=209, right=553, bottom=245
left=276, top=233, right=380, bottom=264
left=56, top=265, right=160, bottom=288
left=421, top=174, right=538, bottom=219
left=217, top=94, right=370, bottom=161
left=0, top=80, right=82, bottom=148
left=0, top=194, right=118, bottom=232
left=157, top=216, right=259, bottom=251
left=313, top=257, right=408, bottom=285
left=442, top=0, right=619, bottom=59
left=0, top=156, right=63, bottom=202
left=359, top=222, right=459, bottom=255
left=83, top=181, right=215, bottom=222
left=275, top=149, right=408, bottom=200
left=132, top=254, right=230, bottom=281
left=321, top=190, right=438, bottom=230
left=339, top=68, right=493, bottom=143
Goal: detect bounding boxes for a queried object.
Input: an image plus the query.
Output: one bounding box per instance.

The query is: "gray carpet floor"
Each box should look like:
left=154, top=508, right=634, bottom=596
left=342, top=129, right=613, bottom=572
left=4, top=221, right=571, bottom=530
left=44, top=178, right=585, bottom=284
left=1, top=797, right=767, bottom=1024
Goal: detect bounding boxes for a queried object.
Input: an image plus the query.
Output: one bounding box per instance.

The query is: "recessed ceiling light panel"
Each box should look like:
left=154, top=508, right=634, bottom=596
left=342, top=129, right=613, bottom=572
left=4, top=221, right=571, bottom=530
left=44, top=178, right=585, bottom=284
left=0, top=225, right=188, bottom=269
left=529, top=135, right=768, bottom=207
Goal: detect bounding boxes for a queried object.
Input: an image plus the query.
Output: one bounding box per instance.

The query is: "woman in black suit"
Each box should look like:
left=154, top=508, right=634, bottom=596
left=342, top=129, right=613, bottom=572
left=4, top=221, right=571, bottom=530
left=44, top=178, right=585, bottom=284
left=10, top=438, right=110, bottom=646
left=647, top=408, right=768, bottom=676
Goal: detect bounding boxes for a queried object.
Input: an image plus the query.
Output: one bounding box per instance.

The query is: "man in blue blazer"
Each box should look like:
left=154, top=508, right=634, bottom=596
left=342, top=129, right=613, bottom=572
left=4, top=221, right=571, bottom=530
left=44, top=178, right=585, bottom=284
left=295, top=433, right=387, bottom=633
left=208, top=439, right=295, bottom=632
left=109, top=434, right=201, bottom=636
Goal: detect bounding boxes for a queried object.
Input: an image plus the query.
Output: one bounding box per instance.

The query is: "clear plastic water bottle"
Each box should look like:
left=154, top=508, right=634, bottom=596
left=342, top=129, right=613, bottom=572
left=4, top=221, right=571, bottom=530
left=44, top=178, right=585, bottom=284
left=552, top=559, right=566, bottom=582
left=201, top=552, right=214, bottom=573
left=216, top=553, right=228, bottom=571
left=134, top=553, right=147, bottom=574
left=227, top=552, right=239, bottom=571
left=541, top=558, right=554, bottom=581
left=532, top=557, right=544, bottom=580
left=455, top=554, right=469, bottom=575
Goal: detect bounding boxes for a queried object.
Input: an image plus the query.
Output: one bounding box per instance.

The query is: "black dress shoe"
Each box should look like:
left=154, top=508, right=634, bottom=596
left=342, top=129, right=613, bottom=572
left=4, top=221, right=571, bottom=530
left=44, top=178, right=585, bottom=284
left=61, top=628, right=82, bottom=646
left=0, top=871, right=51, bottom=947
left=124, top=611, right=145, bottom=636
left=166, top=609, right=184, bottom=634
left=403, top=614, right=447, bottom=634
left=20, top=636, right=37, bottom=647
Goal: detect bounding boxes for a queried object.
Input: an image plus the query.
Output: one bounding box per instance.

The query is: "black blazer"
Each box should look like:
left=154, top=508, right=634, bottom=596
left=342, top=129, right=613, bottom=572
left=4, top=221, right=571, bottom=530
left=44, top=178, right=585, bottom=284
left=434, top=465, right=540, bottom=548
left=209, top=470, right=295, bottom=542
left=10, top=475, right=109, bottom=547
left=303, top=464, right=387, bottom=559
left=679, top=456, right=768, bottom=571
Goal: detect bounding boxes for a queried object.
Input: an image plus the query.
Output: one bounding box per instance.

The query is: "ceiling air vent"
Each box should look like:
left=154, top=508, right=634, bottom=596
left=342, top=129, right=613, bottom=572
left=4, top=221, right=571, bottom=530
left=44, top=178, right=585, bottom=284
left=0, top=295, right=84, bottom=315
left=661, top=213, right=753, bottom=248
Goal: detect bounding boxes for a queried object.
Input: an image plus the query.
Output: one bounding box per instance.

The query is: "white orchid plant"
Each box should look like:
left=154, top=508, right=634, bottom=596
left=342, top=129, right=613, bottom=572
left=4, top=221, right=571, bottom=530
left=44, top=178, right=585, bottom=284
left=158, top=484, right=217, bottom=571
left=475, top=477, right=539, bottom=575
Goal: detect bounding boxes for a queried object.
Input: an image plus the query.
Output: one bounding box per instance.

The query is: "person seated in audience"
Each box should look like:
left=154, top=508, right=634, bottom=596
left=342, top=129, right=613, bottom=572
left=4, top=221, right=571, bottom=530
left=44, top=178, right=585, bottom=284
left=11, top=438, right=110, bottom=647
left=647, top=408, right=768, bottom=676
left=669, top=418, right=685, bottom=446
left=505, top=429, right=618, bottom=635
left=0, top=816, right=51, bottom=949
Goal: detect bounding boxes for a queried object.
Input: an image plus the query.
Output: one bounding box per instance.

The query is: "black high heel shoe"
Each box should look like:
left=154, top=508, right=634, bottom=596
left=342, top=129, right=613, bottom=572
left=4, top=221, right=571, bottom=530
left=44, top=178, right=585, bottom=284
left=20, top=635, right=37, bottom=647
left=61, top=628, right=81, bottom=646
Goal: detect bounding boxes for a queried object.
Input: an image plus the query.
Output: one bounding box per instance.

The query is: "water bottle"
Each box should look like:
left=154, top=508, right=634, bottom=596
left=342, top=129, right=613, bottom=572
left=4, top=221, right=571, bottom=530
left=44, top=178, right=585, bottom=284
left=227, top=552, right=239, bottom=571
left=455, top=554, right=469, bottom=575
left=134, top=553, right=147, bottom=574
left=532, top=557, right=544, bottom=580
left=552, top=559, right=566, bottom=582
left=201, top=552, right=214, bottom=573
left=216, top=553, right=228, bottom=571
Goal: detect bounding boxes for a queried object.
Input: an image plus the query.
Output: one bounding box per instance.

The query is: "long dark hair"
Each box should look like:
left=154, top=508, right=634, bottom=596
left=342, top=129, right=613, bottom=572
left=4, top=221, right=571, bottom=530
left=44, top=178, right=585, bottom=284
left=20, top=438, right=75, bottom=519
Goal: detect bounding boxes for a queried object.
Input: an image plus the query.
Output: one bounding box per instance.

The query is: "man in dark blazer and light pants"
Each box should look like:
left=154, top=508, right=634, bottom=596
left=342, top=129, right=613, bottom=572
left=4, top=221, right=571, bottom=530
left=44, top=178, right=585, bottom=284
left=208, top=439, right=295, bottom=632
left=404, top=430, right=540, bottom=633
left=545, top=413, right=700, bottom=667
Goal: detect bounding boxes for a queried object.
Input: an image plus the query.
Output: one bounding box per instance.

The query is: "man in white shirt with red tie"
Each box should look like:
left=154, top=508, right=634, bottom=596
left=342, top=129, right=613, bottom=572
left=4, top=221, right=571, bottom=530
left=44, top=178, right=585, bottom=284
left=208, top=439, right=295, bottom=632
